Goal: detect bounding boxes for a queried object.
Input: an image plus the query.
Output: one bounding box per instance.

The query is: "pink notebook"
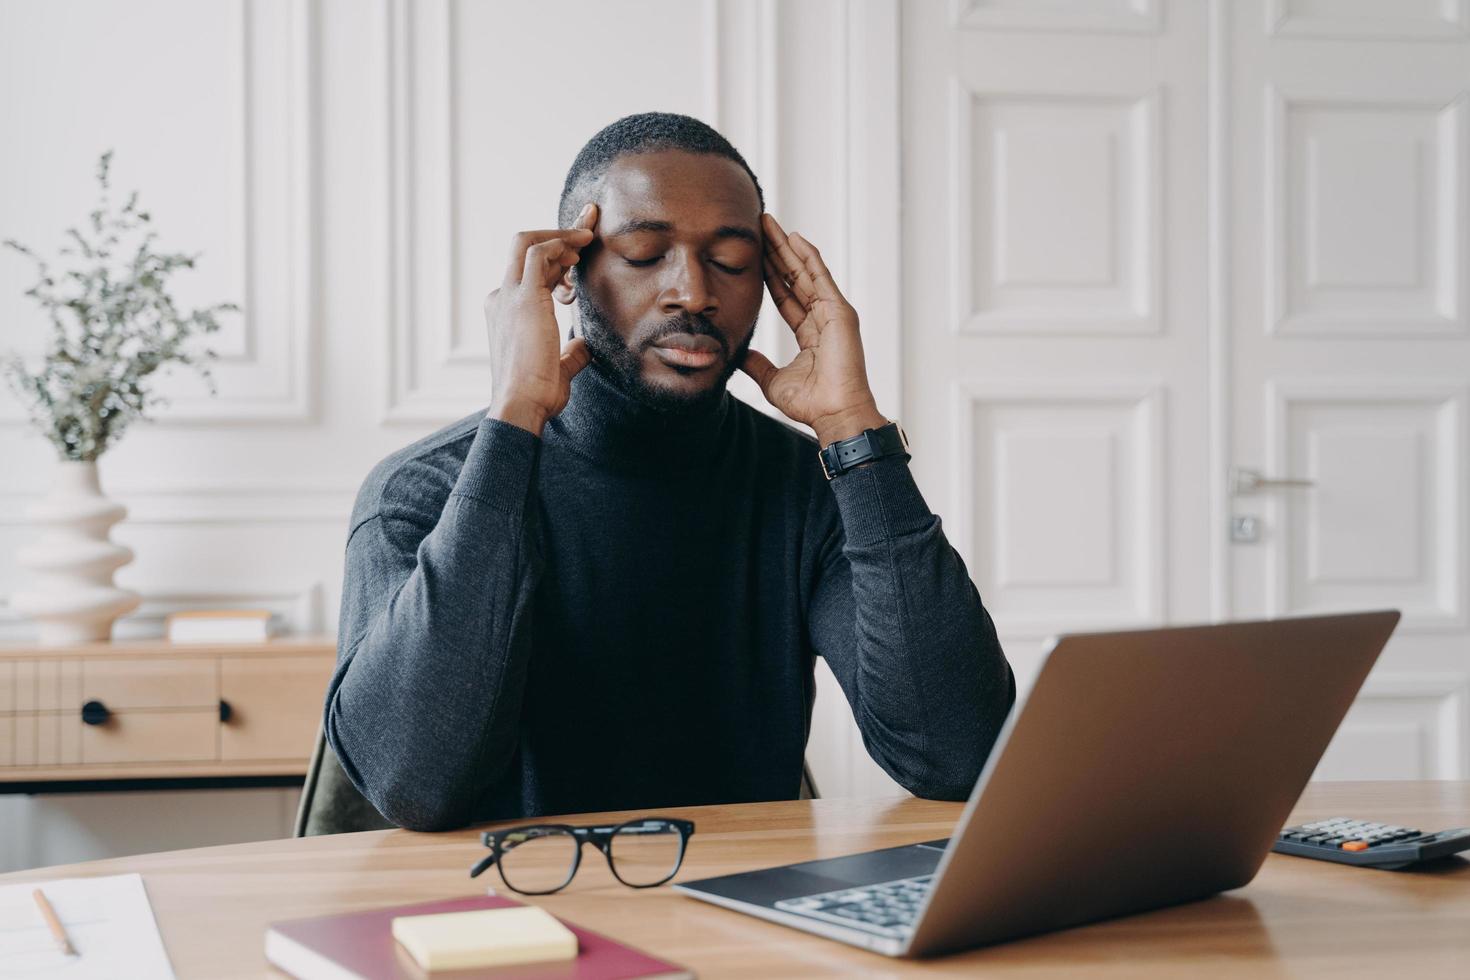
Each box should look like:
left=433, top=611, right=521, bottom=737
left=265, top=894, right=693, bottom=979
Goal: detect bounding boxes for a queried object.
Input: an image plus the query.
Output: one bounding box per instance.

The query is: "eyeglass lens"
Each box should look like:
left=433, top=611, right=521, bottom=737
left=497, top=827, right=579, bottom=894
left=608, top=819, right=685, bottom=886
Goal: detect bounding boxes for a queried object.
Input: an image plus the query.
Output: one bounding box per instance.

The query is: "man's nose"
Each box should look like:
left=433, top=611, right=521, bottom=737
left=659, top=249, right=717, bottom=317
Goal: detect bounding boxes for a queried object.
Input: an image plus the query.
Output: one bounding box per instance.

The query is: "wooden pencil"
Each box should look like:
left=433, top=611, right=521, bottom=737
left=32, top=888, right=78, bottom=957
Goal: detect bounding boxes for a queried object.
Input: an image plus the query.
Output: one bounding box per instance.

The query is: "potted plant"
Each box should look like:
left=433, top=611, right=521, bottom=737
left=3, top=151, right=238, bottom=644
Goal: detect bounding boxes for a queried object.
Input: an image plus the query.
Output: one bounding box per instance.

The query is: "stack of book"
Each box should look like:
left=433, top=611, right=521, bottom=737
left=165, top=609, right=277, bottom=643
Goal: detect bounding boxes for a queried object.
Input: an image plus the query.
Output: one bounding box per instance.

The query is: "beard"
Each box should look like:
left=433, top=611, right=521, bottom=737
left=573, top=280, right=756, bottom=414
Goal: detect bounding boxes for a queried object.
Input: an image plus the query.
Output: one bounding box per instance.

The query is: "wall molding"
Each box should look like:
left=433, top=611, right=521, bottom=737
left=1265, top=0, right=1469, bottom=41
left=0, top=480, right=356, bottom=526
left=844, top=0, right=902, bottom=416
left=950, top=380, right=1168, bottom=641
left=1323, top=670, right=1470, bottom=780
left=1207, top=0, right=1232, bottom=621
left=0, top=0, right=317, bottom=425
left=380, top=0, right=759, bottom=425
left=830, top=0, right=904, bottom=799
left=951, top=0, right=1161, bottom=35
left=1262, top=85, right=1467, bottom=339
left=155, top=0, right=317, bottom=421
left=1264, top=379, right=1470, bottom=633
left=948, top=80, right=1164, bottom=337
left=382, top=0, right=461, bottom=424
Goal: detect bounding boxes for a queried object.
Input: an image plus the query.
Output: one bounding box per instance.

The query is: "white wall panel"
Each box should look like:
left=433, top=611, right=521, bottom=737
left=383, top=0, right=787, bottom=425
left=0, top=0, right=314, bottom=422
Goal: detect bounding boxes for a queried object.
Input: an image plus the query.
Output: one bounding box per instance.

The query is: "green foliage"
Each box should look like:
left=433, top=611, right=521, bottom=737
left=3, top=151, right=239, bottom=461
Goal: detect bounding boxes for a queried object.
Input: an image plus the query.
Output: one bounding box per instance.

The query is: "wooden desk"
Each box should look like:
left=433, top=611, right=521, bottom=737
left=2, top=781, right=1466, bottom=977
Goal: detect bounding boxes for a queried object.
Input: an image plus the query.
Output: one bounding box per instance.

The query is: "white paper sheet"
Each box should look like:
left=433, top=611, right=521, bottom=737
left=0, top=873, right=174, bottom=979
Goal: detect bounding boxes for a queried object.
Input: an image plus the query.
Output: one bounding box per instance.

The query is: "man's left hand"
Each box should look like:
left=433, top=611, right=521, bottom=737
left=740, top=213, right=888, bottom=446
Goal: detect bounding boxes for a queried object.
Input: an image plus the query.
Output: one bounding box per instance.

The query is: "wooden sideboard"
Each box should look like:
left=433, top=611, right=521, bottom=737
left=0, top=636, right=336, bottom=790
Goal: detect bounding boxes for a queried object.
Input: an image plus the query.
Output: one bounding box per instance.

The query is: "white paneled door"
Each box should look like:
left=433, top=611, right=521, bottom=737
left=903, top=0, right=1212, bottom=691
left=1227, top=0, right=1470, bottom=780
left=901, top=0, right=1470, bottom=787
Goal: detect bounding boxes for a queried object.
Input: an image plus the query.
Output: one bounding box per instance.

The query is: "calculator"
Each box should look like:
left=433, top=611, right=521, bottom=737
left=1273, top=817, right=1470, bottom=870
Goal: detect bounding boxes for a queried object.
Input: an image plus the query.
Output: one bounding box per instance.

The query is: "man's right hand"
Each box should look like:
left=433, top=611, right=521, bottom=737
left=484, top=203, right=599, bottom=435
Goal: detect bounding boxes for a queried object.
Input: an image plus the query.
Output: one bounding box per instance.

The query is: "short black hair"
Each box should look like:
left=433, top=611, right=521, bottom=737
left=557, top=111, right=765, bottom=231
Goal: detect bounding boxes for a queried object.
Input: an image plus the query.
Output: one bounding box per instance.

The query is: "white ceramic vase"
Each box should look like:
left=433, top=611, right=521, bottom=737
left=10, top=459, right=141, bottom=644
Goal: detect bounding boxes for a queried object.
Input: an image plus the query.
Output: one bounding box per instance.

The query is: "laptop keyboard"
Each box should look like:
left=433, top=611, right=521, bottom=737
left=774, top=874, right=934, bottom=939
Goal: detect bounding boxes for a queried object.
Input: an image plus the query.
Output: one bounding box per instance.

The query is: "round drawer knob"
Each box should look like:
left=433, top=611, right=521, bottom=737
left=80, top=700, right=111, bottom=726
left=219, top=699, right=233, bottom=724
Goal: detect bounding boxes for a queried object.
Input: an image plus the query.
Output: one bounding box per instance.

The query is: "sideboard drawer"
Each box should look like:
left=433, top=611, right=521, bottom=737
left=83, top=659, right=218, bottom=709
left=0, top=661, right=14, bottom=713
left=80, top=710, right=219, bottom=764
left=219, top=656, right=332, bottom=761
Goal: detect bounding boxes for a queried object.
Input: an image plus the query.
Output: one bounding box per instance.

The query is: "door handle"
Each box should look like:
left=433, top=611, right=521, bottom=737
left=1231, top=467, right=1315, bottom=496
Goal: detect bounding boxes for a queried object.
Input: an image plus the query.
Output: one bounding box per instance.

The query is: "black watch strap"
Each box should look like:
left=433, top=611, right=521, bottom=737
left=818, top=420, right=910, bottom=480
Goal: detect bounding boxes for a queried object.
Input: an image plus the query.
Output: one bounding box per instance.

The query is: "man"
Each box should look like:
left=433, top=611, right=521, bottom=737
left=327, top=112, right=1014, bottom=832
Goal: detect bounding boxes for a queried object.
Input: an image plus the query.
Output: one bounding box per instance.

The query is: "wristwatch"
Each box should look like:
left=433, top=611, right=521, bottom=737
left=818, top=420, right=910, bottom=480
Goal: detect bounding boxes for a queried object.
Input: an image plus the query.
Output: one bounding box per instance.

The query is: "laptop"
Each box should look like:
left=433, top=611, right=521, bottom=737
left=674, top=610, right=1401, bottom=957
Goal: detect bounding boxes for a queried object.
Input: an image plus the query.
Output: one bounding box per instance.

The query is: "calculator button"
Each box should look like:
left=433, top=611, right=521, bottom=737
left=1342, top=841, right=1369, bottom=851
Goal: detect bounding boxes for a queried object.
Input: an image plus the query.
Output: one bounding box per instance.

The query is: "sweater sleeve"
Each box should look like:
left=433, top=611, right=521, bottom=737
left=324, top=418, right=544, bottom=831
left=806, top=453, right=1016, bottom=801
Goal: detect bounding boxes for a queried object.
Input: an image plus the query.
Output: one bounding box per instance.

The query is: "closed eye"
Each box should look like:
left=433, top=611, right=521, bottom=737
left=624, top=256, right=747, bottom=275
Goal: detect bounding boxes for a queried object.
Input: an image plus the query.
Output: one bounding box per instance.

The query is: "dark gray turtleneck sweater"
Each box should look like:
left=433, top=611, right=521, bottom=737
left=326, top=361, right=1015, bottom=831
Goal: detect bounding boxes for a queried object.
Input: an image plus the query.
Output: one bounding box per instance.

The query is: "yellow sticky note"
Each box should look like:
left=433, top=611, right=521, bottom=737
left=391, top=906, right=578, bottom=971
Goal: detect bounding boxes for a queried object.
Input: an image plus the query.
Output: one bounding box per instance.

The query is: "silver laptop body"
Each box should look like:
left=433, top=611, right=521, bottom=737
left=674, top=611, right=1401, bottom=957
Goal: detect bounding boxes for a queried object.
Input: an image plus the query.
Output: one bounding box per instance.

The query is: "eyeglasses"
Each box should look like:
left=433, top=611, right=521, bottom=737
left=468, top=816, right=696, bottom=895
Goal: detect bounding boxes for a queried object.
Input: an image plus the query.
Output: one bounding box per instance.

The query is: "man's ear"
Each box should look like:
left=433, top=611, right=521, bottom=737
left=553, top=266, right=577, bottom=305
